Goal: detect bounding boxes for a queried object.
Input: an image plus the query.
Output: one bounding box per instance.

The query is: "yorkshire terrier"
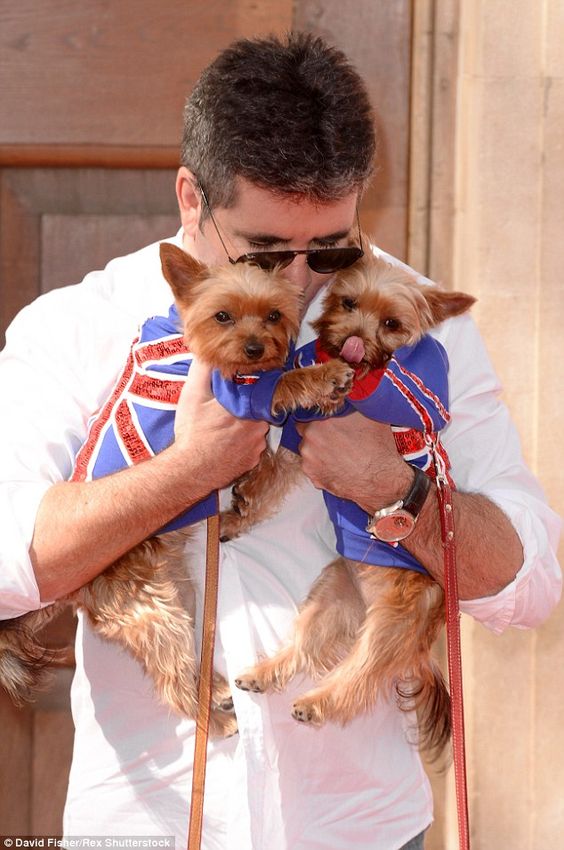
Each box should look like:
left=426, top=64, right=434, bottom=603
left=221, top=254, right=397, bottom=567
left=0, top=243, right=354, bottom=735
left=222, top=250, right=475, bottom=758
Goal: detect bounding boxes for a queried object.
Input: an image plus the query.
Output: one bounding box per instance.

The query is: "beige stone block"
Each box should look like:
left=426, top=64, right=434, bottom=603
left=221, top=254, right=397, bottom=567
left=469, top=0, right=543, bottom=79
left=455, top=76, right=543, bottom=296
left=536, top=297, right=564, bottom=508
left=540, top=78, right=564, bottom=290
left=545, top=0, right=564, bottom=77
left=472, top=77, right=542, bottom=205
left=475, top=300, right=536, bottom=458
left=532, top=595, right=564, bottom=846
left=444, top=6, right=564, bottom=848
left=466, top=625, right=534, bottom=849
left=538, top=69, right=564, bottom=495
left=363, top=203, right=408, bottom=264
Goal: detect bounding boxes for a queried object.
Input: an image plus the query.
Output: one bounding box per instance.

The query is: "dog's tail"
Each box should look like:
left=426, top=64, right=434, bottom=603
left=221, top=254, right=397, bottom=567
left=0, top=607, right=60, bottom=705
left=397, top=662, right=452, bottom=762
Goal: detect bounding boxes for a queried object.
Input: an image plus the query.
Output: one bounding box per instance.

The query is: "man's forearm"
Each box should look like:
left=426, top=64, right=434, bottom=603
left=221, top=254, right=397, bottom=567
left=401, top=486, right=523, bottom=600
left=31, top=443, right=217, bottom=603
left=297, top=414, right=524, bottom=601
left=29, top=360, right=270, bottom=604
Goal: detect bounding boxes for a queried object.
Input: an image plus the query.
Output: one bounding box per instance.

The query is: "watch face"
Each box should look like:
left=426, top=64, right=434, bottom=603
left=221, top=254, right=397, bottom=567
left=371, top=510, right=416, bottom=543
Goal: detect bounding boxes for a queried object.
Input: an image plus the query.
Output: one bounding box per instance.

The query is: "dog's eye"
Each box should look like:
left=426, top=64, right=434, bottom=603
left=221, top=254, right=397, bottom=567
left=214, top=311, right=233, bottom=324
left=342, top=297, right=357, bottom=311
left=383, top=318, right=401, bottom=331
left=267, top=310, right=281, bottom=323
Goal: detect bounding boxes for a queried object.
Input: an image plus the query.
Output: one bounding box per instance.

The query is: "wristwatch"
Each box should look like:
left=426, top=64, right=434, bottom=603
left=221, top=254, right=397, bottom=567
left=366, top=466, right=431, bottom=543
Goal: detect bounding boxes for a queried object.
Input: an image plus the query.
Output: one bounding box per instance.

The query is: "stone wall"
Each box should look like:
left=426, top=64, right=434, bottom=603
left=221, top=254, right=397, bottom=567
left=416, top=2, right=564, bottom=847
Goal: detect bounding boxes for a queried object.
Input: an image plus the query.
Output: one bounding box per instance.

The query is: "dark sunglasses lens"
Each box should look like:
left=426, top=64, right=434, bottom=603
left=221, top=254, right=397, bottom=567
left=236, top=252, right=295, bottom=272
left=307, top=247, right=364, bottom=274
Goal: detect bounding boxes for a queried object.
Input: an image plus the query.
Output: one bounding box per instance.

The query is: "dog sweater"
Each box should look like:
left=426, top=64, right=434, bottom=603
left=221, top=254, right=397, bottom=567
left=71, top=305, right=451, bottom=574
left=71, top=304, right=289, bottom=532
left=278, top=337, right=454, bottom=575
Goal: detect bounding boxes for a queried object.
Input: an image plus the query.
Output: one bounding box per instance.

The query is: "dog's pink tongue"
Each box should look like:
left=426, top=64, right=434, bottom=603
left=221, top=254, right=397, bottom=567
left=340, top=335, right=365, bottom=364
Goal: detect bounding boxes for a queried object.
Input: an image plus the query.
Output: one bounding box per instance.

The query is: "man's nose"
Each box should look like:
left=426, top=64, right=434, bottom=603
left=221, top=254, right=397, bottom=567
left=280, top=255, right=313, bottom=292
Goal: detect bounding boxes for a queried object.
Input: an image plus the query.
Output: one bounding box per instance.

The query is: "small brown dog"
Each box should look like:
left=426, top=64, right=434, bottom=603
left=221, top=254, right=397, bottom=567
left=224, top=251, right=475, bottom=758
left=0, top=244, right=353, bottom=736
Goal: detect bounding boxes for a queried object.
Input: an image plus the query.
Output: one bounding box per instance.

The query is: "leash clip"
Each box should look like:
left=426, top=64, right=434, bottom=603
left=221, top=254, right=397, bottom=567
left=424, top=431, right=449, bottom=489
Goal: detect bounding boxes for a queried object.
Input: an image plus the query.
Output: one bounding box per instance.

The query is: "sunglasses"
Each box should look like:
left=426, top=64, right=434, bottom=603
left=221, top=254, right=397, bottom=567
left=199, top=185, right=363, bottom=274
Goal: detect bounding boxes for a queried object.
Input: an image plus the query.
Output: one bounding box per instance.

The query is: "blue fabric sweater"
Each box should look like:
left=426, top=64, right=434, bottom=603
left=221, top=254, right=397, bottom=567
left=72, top=305, right=452, bottom=572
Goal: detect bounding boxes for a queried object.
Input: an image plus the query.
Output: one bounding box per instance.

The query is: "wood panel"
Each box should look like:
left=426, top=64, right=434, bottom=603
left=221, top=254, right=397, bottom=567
left=0, top=692, right=33, bottom=831
left=31, top=671, right=75, bottom=835
left=0, top=168, right=179, bottom=343
left=0, top=165, right=181, bottom=833
left=0, top=0, right=293, bottom=148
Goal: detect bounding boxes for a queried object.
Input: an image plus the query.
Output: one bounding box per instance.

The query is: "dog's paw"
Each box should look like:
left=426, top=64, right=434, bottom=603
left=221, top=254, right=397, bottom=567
left=291, top=698, right=324, bottom=726
left=210, top=709, right=239, bottom=738
left=322, top=359, right=355, bottom=395
left=212, top=673, right=234, bottom=712
left=216, top=695, right=234, bottom=712
left=235, top=673, right=266, bottom=694
left=219, top=509, right=243, bottom=542
left=314, top=360, right=355, bottom=413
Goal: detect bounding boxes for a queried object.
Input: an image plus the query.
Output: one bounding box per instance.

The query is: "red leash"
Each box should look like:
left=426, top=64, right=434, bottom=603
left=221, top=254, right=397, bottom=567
left=433, top=452, right=470, bottom=850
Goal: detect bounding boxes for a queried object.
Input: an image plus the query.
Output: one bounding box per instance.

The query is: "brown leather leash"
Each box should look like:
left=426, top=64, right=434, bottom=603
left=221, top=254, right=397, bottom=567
left=187, top=510, right=221, bottom=850
left=432, top=445, right=471, bottom=850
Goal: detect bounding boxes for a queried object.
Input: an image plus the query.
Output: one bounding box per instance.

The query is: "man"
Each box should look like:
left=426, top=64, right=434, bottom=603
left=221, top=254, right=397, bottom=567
left=0, top=33, right=560, bottom=850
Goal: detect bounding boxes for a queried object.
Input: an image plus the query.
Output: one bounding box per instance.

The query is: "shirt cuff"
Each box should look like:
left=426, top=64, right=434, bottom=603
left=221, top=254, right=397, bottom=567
left=0, top=481, right=52, bottom=617
left=459, top=489, right=562, bottom=634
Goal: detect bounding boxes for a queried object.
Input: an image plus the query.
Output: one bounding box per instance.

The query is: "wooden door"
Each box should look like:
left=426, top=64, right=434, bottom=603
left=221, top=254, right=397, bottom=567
left=0, top=0, right=413, bottom=834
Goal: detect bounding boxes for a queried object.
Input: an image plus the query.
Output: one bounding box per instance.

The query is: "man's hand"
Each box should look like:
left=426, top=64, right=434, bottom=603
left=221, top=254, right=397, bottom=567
left=173, top=358, right=270, bottom=494
left=296, top=413, right=412, bottom=511
left=297, top=411, right=523, bottom=600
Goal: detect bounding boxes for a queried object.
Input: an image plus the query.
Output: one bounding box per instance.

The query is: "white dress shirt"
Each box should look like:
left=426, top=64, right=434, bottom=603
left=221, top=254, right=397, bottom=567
left=0, top=232, right=560, bottom=849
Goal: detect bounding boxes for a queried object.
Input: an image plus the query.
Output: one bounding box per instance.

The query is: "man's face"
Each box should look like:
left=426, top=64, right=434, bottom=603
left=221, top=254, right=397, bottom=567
left=179, top=173, right=360, bottom=314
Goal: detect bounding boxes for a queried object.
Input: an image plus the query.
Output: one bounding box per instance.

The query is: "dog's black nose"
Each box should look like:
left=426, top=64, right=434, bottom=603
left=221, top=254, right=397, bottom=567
left=244, top=340, right=265, bottom=359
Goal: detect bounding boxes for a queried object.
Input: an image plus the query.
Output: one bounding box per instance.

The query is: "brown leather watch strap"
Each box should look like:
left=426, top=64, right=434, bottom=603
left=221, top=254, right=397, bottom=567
left=402, top=464, right=432, bottom=517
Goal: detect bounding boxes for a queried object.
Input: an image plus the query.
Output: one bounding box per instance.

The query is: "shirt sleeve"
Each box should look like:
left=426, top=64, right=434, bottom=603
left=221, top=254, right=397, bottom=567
left=0, top=284, right=136, bottom=618
left=436, top=313, right=562, bottom=633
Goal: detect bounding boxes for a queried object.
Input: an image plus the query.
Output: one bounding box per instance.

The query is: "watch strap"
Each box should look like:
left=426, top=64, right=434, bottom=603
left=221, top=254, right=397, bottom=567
left=402, top=465, right=432, bottom=518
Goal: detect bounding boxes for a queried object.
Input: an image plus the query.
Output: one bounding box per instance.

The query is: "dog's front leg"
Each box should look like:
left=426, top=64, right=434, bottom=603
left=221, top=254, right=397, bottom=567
left=78, top=531, right=237, bottom=737
left=271, top=360, right=354, bottom=417
left=220, top=447, right=302, bottom=541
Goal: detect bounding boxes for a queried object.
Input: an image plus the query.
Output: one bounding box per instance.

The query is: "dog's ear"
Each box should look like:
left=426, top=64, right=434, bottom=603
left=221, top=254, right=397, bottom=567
left=159, top=243, right=208, bottom=304
left=422, top=287, right=476, bottom=325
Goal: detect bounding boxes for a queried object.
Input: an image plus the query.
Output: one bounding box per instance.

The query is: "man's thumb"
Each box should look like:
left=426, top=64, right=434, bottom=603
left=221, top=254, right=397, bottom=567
left=182, top=356, right=214, bottom=401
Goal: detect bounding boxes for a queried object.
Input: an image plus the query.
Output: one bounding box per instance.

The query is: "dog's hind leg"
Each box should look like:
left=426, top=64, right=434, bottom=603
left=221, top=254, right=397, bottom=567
left=0, top=602, right=67, bottom=704
left=236, top=557, right=364, bottom=694
left=290, top=567, right=448, bottom=754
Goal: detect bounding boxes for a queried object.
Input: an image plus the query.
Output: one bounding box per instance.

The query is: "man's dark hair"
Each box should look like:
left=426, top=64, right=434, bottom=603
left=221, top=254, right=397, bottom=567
left=181, top=32, right=376, bottom=211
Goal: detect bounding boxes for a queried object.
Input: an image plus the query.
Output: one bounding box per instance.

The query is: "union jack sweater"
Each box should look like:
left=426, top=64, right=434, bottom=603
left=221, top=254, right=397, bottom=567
left=280, top=338, right=453, bottom=574
left=71, top=305, right=289, bottom=532
left=72, top=305, right=452, bottom=573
